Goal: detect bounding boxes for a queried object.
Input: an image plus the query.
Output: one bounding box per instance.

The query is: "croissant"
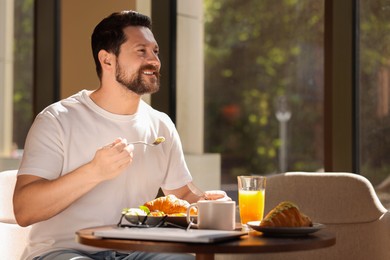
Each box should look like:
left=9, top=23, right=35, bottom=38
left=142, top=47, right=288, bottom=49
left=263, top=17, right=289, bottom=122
left=143, top=194, right=197, bottom=215
left=260, top=201, right=312, bottom=227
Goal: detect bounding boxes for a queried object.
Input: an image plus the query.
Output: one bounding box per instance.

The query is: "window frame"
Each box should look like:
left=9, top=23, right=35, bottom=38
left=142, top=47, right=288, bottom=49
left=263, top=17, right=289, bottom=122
left=324, top=0, right=358, bottom=172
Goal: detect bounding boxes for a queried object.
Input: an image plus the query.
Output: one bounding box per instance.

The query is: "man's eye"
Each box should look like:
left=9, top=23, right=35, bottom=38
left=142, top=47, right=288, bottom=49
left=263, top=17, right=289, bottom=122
left=138, top=49, right=146, bottom=53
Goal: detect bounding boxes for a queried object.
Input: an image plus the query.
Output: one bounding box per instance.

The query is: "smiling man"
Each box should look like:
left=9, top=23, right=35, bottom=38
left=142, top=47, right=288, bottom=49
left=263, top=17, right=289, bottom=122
left=13, top=11, right=229, bottom=260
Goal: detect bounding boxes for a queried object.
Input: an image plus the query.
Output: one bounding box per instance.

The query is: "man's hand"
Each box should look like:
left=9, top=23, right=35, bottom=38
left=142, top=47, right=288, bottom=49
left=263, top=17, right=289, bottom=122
left=203, top=190, right=232, bottom=201
left=89, top=138, right=134, bottom=182
left=164, top=183, right=232, bottom=203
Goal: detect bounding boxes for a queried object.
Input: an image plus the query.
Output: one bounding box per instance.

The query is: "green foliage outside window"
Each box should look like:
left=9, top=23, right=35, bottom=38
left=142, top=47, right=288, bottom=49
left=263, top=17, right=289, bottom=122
left=13, top=0, right=34, bottom=150
left=204, top=0, right=324, bottom=182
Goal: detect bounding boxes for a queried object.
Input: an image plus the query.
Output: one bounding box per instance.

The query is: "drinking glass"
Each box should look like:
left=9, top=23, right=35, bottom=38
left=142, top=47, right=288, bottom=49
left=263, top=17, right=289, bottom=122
left=237, top=175, right=266, bottom=230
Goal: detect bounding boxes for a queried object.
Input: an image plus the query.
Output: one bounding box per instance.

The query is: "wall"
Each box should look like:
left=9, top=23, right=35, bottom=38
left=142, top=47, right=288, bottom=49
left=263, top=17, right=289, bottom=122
left=176, top=0, right=204, bottom=154
left=176, top=0, right=221, bottom=190
left=0, top=0, right=14, bottom=156
left=60, top=0, right=136, bottom=98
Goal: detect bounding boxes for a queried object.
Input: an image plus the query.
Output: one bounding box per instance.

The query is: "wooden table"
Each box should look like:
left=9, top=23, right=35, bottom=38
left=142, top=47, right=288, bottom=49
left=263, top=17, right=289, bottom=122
left=76, top=225, right=336, bottom=260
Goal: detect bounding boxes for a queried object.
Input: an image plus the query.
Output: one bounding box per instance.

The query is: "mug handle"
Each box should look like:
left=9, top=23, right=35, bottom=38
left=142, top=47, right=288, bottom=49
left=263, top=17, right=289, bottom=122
left=186, top=203, right=198, bottom=229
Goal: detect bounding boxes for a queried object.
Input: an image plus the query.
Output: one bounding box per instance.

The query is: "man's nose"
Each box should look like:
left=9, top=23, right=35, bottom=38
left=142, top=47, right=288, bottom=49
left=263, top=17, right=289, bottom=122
left=147, top=51, right=160, bottom=68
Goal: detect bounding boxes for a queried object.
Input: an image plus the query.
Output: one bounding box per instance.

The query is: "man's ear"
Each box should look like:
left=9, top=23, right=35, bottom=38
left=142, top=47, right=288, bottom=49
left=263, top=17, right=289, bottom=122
left=98, top=50, right=113, bottom=68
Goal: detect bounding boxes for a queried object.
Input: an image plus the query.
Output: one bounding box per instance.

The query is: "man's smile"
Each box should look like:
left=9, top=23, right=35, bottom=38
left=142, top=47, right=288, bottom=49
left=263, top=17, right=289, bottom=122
left=142, top=70, right=156, bottom=75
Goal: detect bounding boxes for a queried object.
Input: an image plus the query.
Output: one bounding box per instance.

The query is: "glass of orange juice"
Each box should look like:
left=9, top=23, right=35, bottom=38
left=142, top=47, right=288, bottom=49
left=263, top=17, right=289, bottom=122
left=237, top=176, right=266, bottom=231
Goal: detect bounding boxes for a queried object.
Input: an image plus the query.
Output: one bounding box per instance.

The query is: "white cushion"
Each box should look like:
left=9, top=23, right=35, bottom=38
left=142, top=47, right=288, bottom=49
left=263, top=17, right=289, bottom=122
left=0, top=170, right=18, bottom=223
left=0, top=170, right=31, bottom=259
left=0, top=222, right=31, bottom=260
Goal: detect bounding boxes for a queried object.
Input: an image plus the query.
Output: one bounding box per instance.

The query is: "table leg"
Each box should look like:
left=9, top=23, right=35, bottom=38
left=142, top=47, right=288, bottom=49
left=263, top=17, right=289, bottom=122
left=195, top=253, right=214, bottom=260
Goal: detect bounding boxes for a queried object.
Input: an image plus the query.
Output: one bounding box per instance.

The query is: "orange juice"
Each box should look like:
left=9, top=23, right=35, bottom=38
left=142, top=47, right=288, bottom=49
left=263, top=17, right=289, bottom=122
left=238, top=190, right=265, bottom=224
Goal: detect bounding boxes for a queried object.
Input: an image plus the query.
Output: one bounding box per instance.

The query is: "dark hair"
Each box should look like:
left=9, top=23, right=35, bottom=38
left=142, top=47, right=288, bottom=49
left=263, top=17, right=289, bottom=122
left=91, top=11, right=152, bottom=79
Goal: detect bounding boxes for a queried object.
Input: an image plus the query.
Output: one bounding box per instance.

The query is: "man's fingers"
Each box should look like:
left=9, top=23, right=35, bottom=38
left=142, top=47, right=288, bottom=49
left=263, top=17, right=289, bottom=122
left=101, top=138, right=129, bottom=152
left=204, top=190, right=231, bottom=201
left=124, top=143, right=134, bottom=153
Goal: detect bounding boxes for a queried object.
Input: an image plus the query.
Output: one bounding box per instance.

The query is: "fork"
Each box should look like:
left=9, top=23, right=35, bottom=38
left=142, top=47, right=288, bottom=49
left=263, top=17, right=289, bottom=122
left=127, top=136, right=165, bottom=147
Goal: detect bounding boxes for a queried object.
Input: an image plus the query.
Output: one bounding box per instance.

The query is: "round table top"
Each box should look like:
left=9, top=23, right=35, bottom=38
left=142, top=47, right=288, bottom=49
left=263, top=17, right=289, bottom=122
left=76, top=225, right=336, bottom=255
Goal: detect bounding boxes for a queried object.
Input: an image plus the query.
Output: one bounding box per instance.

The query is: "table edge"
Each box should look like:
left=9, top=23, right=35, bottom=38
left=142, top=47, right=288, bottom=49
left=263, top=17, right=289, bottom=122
left=76, top=225, right=336, bottom=255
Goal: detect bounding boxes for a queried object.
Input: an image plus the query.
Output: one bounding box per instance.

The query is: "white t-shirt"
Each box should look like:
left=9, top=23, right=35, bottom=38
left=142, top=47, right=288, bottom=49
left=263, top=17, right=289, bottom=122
left=18, top=90, right=193, bottom=260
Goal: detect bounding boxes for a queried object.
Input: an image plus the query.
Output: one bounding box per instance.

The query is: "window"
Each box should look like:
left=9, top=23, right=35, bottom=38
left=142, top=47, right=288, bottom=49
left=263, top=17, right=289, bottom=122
left=204, top=0, right=324, bottom=185
left=359, top=0, right=390, bottom=187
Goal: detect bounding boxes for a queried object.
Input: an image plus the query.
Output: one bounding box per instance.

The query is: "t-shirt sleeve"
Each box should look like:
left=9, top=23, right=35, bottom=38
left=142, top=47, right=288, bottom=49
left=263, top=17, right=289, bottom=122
left=159, top=118, right=193, bottom=190
left=18, top=111, right=64, bottom=180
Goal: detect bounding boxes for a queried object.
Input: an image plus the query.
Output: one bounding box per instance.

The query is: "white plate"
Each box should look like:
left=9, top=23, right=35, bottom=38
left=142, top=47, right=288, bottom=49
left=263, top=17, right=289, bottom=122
left=247, top=221, right=325, bottom=237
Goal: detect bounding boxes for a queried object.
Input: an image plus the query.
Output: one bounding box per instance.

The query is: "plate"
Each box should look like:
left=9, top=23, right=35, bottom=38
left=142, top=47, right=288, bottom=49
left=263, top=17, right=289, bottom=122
left=166, top=215, right=197, bottom=227
left=247, top=221, right=325, bottom=237
left=125, top=215, right=197, bottom=228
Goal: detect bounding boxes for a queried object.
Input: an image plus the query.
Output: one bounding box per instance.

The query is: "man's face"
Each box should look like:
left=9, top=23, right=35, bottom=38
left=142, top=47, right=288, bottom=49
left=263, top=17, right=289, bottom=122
left=115, top=26, right=161, bottom=95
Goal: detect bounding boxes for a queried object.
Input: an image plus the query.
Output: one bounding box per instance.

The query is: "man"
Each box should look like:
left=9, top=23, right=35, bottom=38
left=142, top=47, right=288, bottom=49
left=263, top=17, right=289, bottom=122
left=13, top=11, right=229, bottom=260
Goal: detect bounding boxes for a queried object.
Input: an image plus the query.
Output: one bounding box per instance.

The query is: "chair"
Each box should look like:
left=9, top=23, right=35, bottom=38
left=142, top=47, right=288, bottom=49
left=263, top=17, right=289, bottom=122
left=0, top=170, right=31, bottom=259
left=217, top=172, right=390, bottom=260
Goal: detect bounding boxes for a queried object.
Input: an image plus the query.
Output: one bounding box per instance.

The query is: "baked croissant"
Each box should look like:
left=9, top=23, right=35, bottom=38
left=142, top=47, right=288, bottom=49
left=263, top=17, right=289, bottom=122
left=260, top=201, right=312, bottom=227
left=143, top=194, right=197, bottom=215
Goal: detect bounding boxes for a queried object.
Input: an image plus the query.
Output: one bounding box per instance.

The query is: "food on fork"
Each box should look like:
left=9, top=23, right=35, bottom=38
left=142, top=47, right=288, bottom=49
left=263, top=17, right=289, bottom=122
left=144, top=194, right=197, bottom=215
left=153, top=136, right=165, bottom=145
left=260, top=201, right=312, bottom=227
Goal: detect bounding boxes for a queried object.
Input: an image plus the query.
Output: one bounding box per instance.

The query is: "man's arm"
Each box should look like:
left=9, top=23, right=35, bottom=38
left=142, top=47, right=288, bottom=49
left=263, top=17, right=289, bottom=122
left=13, top=139, right=133, bottom=227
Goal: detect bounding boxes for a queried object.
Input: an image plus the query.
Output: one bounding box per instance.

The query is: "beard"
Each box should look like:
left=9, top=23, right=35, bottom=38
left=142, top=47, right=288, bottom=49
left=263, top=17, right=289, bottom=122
left=116, top=63, right=160, bottom=95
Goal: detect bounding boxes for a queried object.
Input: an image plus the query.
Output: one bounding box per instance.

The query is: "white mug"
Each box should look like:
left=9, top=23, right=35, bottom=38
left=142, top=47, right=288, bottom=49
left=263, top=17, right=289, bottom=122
left=186, top=200, right=236, bottom=230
